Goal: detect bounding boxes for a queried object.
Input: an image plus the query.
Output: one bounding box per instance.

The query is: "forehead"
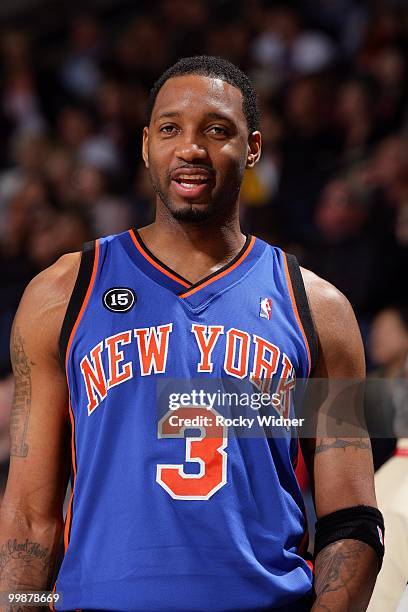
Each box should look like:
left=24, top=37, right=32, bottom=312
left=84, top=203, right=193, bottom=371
left=151, top=74, right=246, bottom=127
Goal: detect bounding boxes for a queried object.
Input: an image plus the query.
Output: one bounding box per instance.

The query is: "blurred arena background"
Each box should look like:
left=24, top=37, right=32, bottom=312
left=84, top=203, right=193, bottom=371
left=0, top=0, right=407, bottom=522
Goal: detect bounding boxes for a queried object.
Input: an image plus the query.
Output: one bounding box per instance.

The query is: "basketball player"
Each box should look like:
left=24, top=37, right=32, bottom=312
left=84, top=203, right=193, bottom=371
left=0, top=57, right=384, bottom=611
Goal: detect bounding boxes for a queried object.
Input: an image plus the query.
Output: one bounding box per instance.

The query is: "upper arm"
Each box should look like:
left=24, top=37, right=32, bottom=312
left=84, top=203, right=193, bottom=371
left=1, top=253, right=81, bottom=526
left=300, top=268, right=376, bottom=518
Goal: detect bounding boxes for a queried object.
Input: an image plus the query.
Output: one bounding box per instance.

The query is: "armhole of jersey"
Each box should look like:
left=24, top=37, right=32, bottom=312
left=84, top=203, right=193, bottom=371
left=58, top=241, right=97, bottom=368
left=284, top=253, right=319, bottom=374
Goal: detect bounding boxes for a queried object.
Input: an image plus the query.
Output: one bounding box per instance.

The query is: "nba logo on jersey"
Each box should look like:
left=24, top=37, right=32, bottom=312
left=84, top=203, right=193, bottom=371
left=260, top=297, right=273, bottom=320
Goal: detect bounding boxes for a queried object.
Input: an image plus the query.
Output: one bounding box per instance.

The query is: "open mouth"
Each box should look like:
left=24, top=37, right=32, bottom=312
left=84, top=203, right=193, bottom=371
left=173, top=174, right=210, bottom=189
left=170, top=169, right=214, bottom=199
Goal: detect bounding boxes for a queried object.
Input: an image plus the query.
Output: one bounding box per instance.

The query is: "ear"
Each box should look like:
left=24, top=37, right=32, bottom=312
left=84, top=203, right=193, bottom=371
left=246, top=131, right=262, bottom=168
left=142, top=126, right=149, bottom=168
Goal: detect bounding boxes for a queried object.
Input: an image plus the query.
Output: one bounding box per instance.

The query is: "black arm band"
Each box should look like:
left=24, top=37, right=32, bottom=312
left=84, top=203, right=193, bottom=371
left=314, top=505, right=385, bottom=569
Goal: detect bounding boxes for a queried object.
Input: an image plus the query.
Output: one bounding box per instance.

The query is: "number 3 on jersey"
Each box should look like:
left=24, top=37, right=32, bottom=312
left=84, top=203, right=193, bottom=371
left=156, top=406, right=228, bottom=500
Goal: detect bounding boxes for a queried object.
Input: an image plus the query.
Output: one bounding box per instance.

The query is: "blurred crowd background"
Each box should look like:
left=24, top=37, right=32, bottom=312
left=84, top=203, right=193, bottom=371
left=0, top=0, right=408, bottom=487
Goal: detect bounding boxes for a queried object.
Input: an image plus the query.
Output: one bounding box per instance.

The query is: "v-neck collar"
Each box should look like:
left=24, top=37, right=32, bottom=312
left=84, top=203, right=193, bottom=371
left=127, top=228, right=265, bottom=308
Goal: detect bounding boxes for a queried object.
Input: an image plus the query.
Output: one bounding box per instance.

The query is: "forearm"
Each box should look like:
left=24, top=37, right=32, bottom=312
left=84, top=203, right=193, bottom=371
left=0, top=510, right=63, bottom=610
left=312, top=539, right=379, bottom=611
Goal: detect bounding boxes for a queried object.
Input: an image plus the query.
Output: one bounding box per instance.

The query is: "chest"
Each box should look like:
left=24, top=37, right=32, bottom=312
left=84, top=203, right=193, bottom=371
left=71, top=281, right=305, bottom=416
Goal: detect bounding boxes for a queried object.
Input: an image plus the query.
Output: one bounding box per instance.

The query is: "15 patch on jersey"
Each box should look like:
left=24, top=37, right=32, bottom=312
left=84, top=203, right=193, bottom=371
left=103, top=288, right=136, bottom=312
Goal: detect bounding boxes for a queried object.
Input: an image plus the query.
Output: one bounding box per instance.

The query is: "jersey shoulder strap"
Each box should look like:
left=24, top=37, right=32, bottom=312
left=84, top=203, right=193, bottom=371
left=284, top=252, right=319, bottom=373
left=59, top=240, right=97, bottom=368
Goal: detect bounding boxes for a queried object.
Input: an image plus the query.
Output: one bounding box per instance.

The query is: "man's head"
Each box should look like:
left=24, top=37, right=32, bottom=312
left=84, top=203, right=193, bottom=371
left=143, top=56, right=261, bottom=224
left=147, top=56, right=260, bottom=134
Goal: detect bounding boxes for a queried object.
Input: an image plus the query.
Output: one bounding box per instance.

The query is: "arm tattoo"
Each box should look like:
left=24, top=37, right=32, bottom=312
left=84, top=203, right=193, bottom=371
left=314, top=438, right=370, bottom=454
left=313, top=540, right=369, bottom=611
left=9, top=326, right=35, bottom=457
left=0, top=538, right=58, bottom=612
left=0, top=538, right=53, bottom=588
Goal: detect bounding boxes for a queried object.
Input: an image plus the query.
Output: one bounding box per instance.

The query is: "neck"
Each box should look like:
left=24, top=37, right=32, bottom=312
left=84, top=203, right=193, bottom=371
left=137, top=204, right=247, bottom=284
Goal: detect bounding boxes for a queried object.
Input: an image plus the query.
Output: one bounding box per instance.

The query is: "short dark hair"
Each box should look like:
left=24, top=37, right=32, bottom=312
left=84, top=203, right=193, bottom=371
left=147, top=55, right=260, bottom=133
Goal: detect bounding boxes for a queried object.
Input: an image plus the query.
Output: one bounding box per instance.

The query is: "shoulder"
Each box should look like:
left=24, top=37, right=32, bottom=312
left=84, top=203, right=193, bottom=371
left=299, top=266, right=365, bottom=377
left=300, top=266, right=353, bottom=324
left=13, top=252, right=81, bottom=359
left=19, top=252, right=81, bottom=316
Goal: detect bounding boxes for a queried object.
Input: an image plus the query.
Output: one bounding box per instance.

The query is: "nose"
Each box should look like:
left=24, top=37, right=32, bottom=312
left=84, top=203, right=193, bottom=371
left=175, top=139, right=208, bottom=163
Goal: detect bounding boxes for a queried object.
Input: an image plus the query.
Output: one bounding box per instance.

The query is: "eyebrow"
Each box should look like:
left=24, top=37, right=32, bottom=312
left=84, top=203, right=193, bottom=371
left=156, top=112, right=180, bottom=120
left=206, top=112, right=234, bottom=123
left=156, top=111, right=236, bottom=125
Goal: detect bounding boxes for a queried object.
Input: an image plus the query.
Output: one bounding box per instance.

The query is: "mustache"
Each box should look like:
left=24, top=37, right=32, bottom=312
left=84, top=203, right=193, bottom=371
left=168, top=164, right=216, bottom=179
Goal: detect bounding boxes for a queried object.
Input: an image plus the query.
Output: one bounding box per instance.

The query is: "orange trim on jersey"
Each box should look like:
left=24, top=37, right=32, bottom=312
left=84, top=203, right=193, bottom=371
left=305, top=559, right=314, bottom=573
left=283, top=253, right=312, bottom=375
left=179, top=235, right=256, bottom=298
left=61, top=240, right=99, bottom=558
left=63, top=404, right=76, bottom=551
left=129, top=229, right=191, bottom=288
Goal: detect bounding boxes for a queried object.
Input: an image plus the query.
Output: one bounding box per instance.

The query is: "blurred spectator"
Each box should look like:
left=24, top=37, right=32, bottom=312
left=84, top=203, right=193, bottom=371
left=160, top=0, right=208, bottom=60
left=362, top=45, right=407, bottom=134
left=368, top=135, right=408, bottom=209
left=302, top=178, right=398, bottom=316
left=300, top=0, right=368, bottom=55
left=97, top=79, right=126, bottom=150
left=365, top=306, right=408, bottom=470
left=109, top=16, right=169, bottom=83
left=334, top=76, right=379, bottom=164
left=206, top=22, right=250, bottom=67
left=0, top=132, right=50, bottom=236
left=365, top=136, right=408, bottom=304
left=251, top=6, right=336, bottom=83
left=2, top=176, right=51, bottom=256
left=74, top=165, right=131, bottom=236
left=369, top=306, right=408, bottom=436
left=57, top=105, right=121, bottom=172
left=275, top=76, right=340, bottom=243
left=27, top=207, right=90, bottom=269
left=43, top=146, right=76, bottom=206
left=0, top=29, right=45, bottom=136
left=370, top=307, right=408, bottom=380
left=359, top=5, right=405, bottom=55
left=96, top=78, right=147, bottom=184
left=129, top=162, right=155, bottom=228
left=62, top=13, right=104, bottom=100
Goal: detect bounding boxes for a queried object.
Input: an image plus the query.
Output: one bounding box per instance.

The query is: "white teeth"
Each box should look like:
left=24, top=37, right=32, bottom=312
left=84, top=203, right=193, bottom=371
left=180, top=182, right=197, bottom=189
left=177, top=174, right=208, bottom=180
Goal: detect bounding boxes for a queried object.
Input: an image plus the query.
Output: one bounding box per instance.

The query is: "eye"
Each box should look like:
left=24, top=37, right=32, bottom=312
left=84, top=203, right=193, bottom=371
left=159, top=125, right=179, bottom=135
left=207, top=125, right=228, bottom=136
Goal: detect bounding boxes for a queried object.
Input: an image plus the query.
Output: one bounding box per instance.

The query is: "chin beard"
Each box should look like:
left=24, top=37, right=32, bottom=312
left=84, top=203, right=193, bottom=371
left=154, top=184, right=216, bottom=223
left=151, top=174, right=242, bottom=224
left=170, top=205, right=213, bottom=223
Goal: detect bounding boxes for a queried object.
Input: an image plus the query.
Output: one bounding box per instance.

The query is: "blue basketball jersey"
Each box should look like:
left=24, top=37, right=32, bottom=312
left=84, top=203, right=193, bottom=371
left=55, top=229, right=317, bottom=611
